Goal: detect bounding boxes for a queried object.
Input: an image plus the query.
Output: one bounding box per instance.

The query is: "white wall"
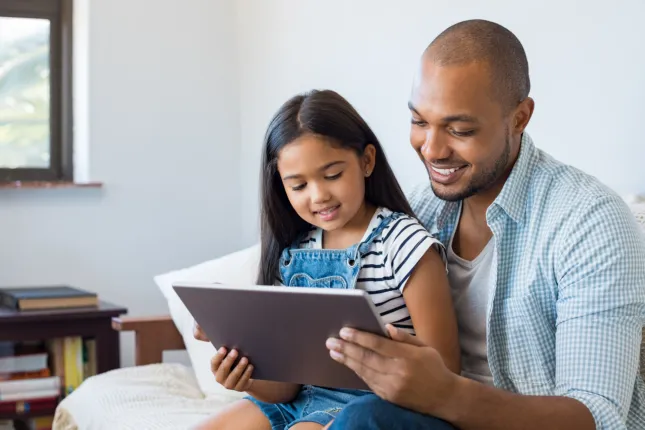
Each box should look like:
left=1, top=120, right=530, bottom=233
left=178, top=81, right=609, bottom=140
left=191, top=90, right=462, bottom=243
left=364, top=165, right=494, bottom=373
left=0, top=0, right=241, bottom=367
left=2, top=0, right=643, bottom=367
left=235, top=0, right=645, bottom=244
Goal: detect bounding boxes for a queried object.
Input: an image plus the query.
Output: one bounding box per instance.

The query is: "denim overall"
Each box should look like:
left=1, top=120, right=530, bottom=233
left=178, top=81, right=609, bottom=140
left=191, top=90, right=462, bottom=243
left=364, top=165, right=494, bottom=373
left=247, top=212, right=399, bottom=429
left=279, top=212, right=397, bottom=290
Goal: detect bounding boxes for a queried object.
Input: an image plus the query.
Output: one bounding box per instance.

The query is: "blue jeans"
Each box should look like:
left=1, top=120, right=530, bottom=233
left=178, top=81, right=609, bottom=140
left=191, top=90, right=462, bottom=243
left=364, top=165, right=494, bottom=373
left=328, top=394, right=457, bottom=430
left=246, top=385, right=369, bottom=429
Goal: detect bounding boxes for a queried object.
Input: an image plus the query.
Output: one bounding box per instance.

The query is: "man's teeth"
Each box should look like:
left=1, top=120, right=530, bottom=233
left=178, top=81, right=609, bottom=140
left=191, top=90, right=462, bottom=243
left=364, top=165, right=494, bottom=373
left=432, top=166, right=462, bottom=175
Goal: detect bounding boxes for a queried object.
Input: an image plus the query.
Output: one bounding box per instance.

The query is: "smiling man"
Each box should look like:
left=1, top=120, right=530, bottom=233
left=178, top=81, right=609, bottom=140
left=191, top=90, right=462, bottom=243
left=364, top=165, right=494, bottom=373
left=326, top=19, right=645, bottom=429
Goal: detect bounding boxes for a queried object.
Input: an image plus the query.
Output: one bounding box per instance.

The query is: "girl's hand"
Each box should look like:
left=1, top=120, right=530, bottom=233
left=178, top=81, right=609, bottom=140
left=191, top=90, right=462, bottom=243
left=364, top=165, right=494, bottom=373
left=211, top=347, right=254, bottom=391
left=193, top=321, right=209, bottom=342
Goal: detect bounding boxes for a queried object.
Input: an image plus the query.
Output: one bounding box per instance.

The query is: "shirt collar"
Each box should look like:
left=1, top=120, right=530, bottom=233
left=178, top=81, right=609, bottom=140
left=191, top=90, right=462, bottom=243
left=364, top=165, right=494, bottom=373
left=491, top=132, right=539, bottom=224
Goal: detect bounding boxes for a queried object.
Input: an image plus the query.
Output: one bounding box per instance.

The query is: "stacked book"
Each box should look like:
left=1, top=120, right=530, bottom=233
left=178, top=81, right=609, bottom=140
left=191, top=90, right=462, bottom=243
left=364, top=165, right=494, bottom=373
left=0, top=286, right=98, bottom=311
left=0, top=348, right=59, bottom=416
left=0, top=286, right=101, bottom=429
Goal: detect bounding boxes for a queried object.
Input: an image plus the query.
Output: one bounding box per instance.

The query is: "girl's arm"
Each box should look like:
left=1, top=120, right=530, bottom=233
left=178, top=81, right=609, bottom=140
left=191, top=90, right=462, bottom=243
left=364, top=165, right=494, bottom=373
left=402, top=246, right=461, bottom=374
left=245, top=380, right=301, bottom=404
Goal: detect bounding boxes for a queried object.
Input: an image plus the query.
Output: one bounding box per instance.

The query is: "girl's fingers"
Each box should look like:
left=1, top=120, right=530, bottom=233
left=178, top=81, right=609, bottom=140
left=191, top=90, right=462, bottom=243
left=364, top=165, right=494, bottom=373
left=210, top=347, right=227, bottom=376
left=235, top=364, right=254, bottom=391
left=215, top=348, right=238, bottom=383
left=224, top=356, right=248, bottom=389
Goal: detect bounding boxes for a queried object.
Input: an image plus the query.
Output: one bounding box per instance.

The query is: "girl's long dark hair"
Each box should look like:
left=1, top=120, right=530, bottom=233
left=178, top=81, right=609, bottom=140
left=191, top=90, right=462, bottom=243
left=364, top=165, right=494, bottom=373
left=258, top=89, right=414, bottom=285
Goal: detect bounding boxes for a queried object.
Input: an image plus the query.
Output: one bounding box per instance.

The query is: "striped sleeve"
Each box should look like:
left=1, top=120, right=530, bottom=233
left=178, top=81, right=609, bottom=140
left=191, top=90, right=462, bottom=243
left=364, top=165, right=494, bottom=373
left=383, top=215, right=446, bottom=293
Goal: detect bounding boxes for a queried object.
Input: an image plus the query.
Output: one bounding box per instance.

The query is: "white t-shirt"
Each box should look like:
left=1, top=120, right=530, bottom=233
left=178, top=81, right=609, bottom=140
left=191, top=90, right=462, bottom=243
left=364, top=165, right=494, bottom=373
left=447, top=213, right=495, bottom=385
left=298, top=207, right=444, bottom=335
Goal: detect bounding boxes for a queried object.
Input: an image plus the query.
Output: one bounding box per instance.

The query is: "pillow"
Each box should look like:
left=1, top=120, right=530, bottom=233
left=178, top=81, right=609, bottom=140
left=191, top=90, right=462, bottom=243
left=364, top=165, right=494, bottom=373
left=154, top=243, right=261, bottom=400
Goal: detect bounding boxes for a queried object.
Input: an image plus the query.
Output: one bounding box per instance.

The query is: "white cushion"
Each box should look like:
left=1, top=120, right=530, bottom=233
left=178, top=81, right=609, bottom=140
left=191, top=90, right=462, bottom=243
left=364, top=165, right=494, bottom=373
left=154, top=244, right=261, bottom=399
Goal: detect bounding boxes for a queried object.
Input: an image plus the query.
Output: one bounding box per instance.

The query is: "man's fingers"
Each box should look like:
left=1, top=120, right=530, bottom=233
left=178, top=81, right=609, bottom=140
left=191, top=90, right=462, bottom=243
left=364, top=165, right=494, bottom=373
left=235, top=365, right=254, bottom=391
left=386, top=324, right=425, bottom=347
left=326, top=337, right=389, bottom=373
left=328, top=345, right=389, bottom=394
left=224, top=356, right=248, bottom=389
left=338, top=327, right=409, bottom=357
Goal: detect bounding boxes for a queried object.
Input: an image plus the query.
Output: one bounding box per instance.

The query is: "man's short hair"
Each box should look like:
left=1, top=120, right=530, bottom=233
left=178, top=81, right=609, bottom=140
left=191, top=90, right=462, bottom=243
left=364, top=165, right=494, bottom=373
left=426, top=19, right=530, bottom=112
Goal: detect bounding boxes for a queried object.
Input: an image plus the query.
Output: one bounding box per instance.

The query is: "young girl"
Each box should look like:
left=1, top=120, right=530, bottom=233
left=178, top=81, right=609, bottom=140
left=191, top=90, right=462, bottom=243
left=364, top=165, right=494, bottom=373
left=195, top=89, right=460, bottom=430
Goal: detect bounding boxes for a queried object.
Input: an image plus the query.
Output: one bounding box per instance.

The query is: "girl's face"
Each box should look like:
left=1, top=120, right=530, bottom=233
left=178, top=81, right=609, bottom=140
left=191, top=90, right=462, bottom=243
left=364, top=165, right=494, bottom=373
left=277, top=134, right=376, bottom=232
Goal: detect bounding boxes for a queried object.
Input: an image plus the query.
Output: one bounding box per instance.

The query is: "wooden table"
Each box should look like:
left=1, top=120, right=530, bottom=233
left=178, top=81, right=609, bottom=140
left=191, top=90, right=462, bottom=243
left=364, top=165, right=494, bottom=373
left=0, top=301, right=127, bottom=375
left=0, top=301, right=127, bottom=421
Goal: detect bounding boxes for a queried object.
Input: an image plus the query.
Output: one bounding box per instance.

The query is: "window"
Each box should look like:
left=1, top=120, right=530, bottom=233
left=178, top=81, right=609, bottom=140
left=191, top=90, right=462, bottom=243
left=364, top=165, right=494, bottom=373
left=0, top=0, right=72, bottom=182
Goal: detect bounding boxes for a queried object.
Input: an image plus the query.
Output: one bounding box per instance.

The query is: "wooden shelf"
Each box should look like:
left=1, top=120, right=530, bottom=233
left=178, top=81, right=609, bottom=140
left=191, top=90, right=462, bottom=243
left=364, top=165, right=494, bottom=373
left=0, top=403, right=57, bottom=421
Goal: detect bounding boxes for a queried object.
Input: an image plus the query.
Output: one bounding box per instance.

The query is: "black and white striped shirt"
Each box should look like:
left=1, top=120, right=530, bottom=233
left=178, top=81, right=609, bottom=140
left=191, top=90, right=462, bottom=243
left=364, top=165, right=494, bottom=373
left=298, top=207, right=445, bottom=334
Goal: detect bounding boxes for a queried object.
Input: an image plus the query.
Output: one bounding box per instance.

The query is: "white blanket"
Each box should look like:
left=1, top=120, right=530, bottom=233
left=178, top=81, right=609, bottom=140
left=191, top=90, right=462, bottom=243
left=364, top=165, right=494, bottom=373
left=53, top=363, right=238, bottom=430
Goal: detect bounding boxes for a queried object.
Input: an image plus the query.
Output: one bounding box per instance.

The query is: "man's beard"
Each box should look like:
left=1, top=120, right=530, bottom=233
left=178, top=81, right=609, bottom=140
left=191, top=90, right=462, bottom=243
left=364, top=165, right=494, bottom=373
left=430, top=133, right=511, bottom=202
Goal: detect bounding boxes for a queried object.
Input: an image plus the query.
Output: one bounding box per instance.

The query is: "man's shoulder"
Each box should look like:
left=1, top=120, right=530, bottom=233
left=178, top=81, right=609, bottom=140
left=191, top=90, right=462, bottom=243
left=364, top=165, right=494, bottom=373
left=529, top=149, right=630, bottom=223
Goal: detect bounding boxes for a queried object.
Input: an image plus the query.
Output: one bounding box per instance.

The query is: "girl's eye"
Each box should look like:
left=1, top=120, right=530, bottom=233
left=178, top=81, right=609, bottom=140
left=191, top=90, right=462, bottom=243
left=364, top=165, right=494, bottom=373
left=291, top=183, right=306, bottom=191
left=325, top=172, right=342, bottom=181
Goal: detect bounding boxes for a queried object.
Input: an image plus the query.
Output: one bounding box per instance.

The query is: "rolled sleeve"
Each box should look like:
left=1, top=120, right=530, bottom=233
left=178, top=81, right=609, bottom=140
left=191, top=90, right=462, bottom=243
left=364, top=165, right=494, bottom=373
left=555, top=195, right=645, bottom=429
left=566, top=388, right=633, bottom=429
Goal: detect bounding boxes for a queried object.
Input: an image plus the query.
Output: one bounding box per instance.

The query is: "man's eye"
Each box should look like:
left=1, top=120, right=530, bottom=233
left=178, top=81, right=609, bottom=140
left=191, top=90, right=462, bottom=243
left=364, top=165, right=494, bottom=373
left=451, top=129, right=475, bottom=137
left=411, top=118, right=427, bottom=126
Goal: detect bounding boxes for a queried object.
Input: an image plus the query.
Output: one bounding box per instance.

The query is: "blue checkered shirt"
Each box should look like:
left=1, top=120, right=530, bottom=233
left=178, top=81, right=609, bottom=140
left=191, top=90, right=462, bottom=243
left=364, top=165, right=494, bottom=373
left=408, top=133, right=645, bottom=429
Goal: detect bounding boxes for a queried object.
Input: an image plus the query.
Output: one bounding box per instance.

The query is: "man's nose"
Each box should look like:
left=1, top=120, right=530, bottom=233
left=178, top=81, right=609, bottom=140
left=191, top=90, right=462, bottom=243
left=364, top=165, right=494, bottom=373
left=420, top=129, right=451, bottom=162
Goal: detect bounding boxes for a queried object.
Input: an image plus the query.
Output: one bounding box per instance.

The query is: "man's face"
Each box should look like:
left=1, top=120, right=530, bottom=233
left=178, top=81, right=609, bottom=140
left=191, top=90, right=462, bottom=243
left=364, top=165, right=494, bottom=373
left=408, top=60, right=517, bottom=202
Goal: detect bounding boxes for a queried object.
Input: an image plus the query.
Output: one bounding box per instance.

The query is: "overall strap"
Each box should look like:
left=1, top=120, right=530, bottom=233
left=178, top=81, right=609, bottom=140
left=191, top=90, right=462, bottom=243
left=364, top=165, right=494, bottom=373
left=357, top=212, right=400, bottom=256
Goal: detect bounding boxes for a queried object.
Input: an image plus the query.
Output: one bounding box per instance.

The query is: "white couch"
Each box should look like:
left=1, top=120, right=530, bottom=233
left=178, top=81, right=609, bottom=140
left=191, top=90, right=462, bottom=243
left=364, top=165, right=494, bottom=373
left=52, top=201, right=645, bottom=430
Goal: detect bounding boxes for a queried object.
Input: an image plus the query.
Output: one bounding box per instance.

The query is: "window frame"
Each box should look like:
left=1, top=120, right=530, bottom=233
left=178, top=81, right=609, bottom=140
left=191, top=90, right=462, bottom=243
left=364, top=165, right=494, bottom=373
left=0, top=0, right=73, bottom=182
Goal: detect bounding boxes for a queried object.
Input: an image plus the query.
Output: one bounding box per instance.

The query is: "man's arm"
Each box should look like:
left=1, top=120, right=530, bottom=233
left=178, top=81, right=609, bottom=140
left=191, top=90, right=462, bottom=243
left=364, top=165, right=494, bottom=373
left=445, top=374, right=595, bottom=429
left=449, top=195, right=645, bottom=429
left=328, top=326, right=595, bottom=430
left=551, top=195, right=645, bottom=429
left=327, top=195, right=645, bottom=430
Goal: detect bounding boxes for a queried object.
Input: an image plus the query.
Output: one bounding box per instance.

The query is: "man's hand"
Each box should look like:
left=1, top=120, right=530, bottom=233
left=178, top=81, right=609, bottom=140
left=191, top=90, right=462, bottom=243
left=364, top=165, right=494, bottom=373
left=326, top=324, right=459, bottom=416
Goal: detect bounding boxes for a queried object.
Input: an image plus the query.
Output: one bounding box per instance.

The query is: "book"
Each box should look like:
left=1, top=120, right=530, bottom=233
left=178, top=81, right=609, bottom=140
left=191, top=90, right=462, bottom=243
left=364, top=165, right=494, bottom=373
left=31, top=415, right=54, bottom=430
left=62, top=338, right=82, bottom=396
left=0, top=377, right=60, bottom=401
left=0, top=368, right=50, bottom=382
left=0, top=286, right=98, bottom=311
left=82, top=339, right=96, bottom=379
left=45, top=340, right=64, bottom=388
left=0, top=354, right=47, bottom=375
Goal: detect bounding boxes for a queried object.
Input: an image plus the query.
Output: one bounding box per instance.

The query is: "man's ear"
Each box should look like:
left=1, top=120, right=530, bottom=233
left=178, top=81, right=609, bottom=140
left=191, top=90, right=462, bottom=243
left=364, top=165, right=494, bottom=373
left=362, top=144, right=377, bottom=177
left=512, top=97, right=535, bottom=135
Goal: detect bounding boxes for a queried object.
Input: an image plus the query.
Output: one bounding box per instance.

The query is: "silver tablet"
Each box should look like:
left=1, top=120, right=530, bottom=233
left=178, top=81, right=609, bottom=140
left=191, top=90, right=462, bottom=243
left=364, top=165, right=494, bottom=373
left=172, top=282, right=388, bottom=390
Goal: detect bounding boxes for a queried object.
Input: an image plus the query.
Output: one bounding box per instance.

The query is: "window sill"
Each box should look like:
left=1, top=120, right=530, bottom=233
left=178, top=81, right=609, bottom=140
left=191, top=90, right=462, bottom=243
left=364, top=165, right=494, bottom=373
left=0, top=181, right=103, bottom=189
